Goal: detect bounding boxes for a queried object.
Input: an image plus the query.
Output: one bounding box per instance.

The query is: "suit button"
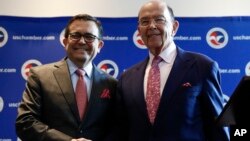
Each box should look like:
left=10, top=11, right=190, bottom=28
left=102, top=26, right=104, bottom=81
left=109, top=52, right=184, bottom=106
left=80, top=130, right=83, bottom=133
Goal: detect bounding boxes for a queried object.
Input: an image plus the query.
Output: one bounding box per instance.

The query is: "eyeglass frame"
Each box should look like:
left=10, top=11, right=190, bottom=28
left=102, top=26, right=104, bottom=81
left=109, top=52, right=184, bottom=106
left=68, top=32, right=101, bottom=43
left=138, top=16, right=167, bottom=27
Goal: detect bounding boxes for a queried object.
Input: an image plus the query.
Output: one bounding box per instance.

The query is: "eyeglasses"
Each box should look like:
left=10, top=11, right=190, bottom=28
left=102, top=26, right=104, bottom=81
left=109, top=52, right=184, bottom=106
left=139, top=16, right=166, bottom=27
left=68, top=32, right=100, bottom=43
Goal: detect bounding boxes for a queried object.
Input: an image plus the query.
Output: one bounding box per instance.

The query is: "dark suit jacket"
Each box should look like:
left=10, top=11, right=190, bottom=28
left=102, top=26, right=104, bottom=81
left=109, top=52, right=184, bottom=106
left=115, top=47, right=229, bottom=141
left=16, top=59, right=117, bottom=141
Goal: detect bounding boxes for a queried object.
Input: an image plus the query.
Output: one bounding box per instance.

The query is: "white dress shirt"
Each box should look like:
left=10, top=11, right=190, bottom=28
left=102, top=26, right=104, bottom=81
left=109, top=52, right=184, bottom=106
left=67, top=59, right=93, bottom=100
left=144, top=42, right=177, bottom=98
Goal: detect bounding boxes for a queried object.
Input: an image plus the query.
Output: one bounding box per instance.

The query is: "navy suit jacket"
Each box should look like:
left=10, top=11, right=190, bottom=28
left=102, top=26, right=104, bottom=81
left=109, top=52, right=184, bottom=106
left=16, top=59, right=117, bottom=141
left=115, top=47, right=229, bottom=141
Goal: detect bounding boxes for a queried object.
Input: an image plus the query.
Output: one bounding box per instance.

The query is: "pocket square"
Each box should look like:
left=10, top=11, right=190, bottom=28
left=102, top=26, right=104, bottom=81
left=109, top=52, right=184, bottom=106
left=100, top=88, right=111, bottom=99
left=182, top=82, right=192, bottom=87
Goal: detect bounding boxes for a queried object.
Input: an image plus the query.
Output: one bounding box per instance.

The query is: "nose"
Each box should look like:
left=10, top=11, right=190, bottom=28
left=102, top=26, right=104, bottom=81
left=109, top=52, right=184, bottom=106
left=148, top=20, right=157, bottom=29
left=78, top=36, right=86, bottom=44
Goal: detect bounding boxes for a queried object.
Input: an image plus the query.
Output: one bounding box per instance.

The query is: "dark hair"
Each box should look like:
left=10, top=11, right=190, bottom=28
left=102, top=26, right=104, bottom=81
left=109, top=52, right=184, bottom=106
left=64, top=14, right=103, bottom=39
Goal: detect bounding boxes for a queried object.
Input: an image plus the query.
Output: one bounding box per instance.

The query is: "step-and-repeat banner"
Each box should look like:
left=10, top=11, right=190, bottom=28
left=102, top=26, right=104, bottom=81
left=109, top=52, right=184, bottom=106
left=0, top=16, right=250, bottom=140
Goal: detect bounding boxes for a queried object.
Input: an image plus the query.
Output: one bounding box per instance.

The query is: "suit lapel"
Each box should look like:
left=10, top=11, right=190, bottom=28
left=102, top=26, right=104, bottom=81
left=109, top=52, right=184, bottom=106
left=132, top=59, right=151, bottom=122
left=156, top=48, right=195, bottom=122
left=80, top=65, right=105, bottom=126
left=84, top=66, right=101, bottom=115
left=53, top=60, right=79, bottom=121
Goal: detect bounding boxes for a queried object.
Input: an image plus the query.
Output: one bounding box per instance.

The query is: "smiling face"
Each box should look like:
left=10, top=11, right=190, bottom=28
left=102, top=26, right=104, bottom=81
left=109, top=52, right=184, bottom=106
left=138, top=1, right=179, bottom=56
left=63, top=19, right=104, bottom=68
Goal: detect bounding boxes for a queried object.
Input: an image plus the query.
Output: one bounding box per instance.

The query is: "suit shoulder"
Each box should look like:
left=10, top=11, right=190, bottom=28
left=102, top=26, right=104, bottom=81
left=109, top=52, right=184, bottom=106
left=31, top=61, right=57, bottom=71
left=30, top=60, right=65, bottom=76
left=118, top=60, right=147, bottom=80
left=183, top=50, right=220, bottom=74
left=124, top=60, right=146, bottom=73
left=184, top=50, right=215, bottom=64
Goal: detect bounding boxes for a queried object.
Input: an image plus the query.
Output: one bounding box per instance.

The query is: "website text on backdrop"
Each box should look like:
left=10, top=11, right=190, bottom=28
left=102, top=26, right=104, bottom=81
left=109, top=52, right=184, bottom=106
left=113, top=0, right=229, bottom=141
left=15, top=14, right=117, bottom=141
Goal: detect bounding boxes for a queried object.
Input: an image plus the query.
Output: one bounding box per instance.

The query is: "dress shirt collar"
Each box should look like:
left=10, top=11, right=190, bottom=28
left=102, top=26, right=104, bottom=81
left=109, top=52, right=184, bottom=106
left=148, top=42, right=177, bottom=64
left=66, top=58, right=93, bottom=78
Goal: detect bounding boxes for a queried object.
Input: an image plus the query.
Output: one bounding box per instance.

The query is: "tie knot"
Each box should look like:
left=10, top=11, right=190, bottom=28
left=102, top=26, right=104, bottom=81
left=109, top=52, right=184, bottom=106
left=76, top=69, right=84, bottom=77
left=151, top=56, right=162, bottom=66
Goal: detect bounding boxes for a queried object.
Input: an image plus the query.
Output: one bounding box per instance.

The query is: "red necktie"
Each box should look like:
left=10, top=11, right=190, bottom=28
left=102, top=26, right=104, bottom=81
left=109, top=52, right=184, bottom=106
left=75, top=69, right=88, bottom=121
left=146, top=56, right=162, bottom=124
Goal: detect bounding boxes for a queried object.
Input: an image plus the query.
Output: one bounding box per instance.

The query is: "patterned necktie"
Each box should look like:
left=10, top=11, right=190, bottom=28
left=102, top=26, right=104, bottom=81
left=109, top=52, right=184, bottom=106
left=146, top=56, right=162, bottom=124
left=75, top=69, right=88, bottom=121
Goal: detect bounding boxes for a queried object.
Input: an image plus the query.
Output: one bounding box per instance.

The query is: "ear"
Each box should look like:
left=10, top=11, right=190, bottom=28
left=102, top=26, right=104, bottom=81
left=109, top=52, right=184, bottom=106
left=97, top=40, right=104, bottom=53
left=172, top=20, right=179, bottom=36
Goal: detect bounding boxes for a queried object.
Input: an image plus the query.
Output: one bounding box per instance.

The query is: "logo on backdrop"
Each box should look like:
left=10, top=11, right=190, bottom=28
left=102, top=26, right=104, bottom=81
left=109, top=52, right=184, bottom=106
left=60, top=29, right=65, bottom=47
left=21, top=59, right=42, bottom=80
left=0, top=96, right=4, bottom=112
left=0, top=27, right=8, bottom=48
left=133, top=30, right=147, bottom=49
left=245, top=61, right=250, bottom=76
left=206, top=27, right=228, bottom=49
left=97, top=60, right=119, bottom=78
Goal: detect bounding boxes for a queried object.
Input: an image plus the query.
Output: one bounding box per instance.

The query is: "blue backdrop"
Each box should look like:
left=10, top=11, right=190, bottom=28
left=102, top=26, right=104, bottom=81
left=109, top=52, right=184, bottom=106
left=0, top=16, right=250, bottom=140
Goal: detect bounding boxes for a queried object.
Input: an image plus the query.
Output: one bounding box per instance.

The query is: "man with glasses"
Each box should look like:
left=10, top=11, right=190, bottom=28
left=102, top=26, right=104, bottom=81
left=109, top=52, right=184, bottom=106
left=16, top=14, right=117, bottom=141
left=114, top=0, right=229, bottom=141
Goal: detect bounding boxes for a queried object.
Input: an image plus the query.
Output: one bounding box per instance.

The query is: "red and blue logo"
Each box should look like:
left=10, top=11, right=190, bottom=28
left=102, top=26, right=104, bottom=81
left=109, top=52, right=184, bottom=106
left=133, top=30, right=147, bottom=49
left=60, top=29, right=65, bottom=47
left=0, top=27, right=8, bottom=48
left=97, top=60, right=119, bottom=78
left=0, top=96, right=4, bottom=112
left=245, top=61, right=250, bottom=76
left=206, top=27, right=228, bottom=49
left=21, top=59, right=42, bottom=80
